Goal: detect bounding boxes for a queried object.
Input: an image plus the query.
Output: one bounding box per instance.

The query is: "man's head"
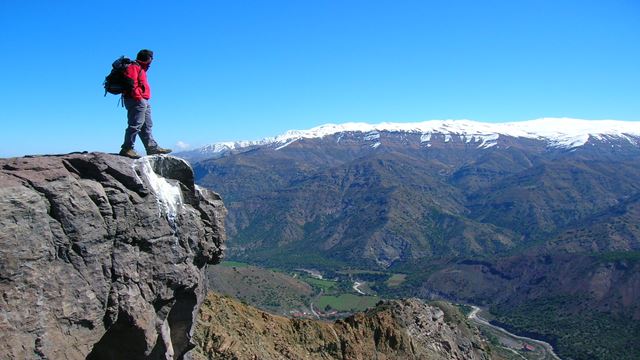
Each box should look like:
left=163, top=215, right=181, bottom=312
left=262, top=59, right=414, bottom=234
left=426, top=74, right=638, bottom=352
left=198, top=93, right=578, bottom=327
left=136, top=49, right=154, bottom=63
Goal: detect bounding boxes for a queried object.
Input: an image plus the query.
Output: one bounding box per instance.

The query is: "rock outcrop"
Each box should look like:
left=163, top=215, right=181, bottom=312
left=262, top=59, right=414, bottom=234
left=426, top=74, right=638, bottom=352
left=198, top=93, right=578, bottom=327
left=193, top=293, right=491, bottom=359
left=0, top=153, right=226, bottom=359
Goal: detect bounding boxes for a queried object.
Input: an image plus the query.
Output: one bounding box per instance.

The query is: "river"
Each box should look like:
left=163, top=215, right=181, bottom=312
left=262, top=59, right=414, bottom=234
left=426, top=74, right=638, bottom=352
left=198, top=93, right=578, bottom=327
left=468, top=306, right=562, bottom=360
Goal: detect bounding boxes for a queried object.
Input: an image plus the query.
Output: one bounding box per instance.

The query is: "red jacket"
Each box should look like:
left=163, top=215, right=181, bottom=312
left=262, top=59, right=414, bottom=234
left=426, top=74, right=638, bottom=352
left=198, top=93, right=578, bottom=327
left=124, top=61, right=151, bottom=100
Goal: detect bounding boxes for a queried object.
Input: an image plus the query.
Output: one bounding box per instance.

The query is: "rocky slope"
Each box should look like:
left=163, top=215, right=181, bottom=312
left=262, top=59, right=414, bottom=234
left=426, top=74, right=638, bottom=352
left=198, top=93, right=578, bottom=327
left=193, top=292, right=491, bottom=360
left=0, top=153, right=226, bottom=359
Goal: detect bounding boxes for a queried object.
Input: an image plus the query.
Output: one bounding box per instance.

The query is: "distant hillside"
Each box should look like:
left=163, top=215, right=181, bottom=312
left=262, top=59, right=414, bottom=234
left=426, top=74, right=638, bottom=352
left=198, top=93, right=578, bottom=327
left=190, top=120, right=640, bottom=268
left=545, top=193, right=640, bottom=253
left=206, top=262, right=313, bottom=314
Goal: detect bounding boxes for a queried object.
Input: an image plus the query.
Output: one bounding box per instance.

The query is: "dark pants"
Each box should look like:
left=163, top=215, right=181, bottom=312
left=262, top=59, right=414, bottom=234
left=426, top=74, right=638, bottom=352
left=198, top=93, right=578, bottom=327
left=121, top=98, right=158, bottom=151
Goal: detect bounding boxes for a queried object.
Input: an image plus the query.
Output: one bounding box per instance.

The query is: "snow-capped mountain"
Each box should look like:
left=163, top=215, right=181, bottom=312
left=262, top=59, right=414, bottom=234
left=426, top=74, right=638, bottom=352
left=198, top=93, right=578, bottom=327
left=190, top=112, right=640, bottom=269
left=180, top=118, right=640, bottom=161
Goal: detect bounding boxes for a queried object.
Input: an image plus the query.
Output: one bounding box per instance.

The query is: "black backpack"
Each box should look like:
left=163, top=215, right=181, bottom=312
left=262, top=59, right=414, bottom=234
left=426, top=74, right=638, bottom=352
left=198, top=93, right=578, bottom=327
left=103, top=56, right=135, bottom=96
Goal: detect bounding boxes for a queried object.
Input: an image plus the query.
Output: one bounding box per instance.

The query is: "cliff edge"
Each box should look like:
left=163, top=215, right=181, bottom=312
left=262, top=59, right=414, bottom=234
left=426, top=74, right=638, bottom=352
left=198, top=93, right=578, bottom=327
left=0, top=153, right=226, bottom=359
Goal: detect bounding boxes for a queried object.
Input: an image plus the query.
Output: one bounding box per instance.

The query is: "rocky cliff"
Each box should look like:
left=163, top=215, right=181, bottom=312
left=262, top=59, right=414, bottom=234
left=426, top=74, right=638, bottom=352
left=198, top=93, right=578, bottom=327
left=193, top=293, right=491, bottom=360
left=0, top=153, right=226, bottom=359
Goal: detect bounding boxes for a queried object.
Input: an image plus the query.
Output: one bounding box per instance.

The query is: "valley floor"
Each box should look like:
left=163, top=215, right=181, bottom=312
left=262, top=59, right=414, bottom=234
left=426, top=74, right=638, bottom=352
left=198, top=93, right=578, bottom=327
left=468, top=306, right=561, bottom=360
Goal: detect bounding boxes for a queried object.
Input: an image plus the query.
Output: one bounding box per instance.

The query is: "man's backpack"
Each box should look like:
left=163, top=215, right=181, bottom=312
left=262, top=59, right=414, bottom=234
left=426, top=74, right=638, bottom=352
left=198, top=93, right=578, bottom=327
left=103, top=56, right=135, bottom=96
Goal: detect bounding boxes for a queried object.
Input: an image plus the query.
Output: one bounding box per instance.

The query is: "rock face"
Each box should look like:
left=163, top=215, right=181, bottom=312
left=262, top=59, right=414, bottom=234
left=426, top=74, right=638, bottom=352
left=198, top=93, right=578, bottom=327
left=0, top=153, right=226, bottom=359
left=193, top=293, right=490, bottom=360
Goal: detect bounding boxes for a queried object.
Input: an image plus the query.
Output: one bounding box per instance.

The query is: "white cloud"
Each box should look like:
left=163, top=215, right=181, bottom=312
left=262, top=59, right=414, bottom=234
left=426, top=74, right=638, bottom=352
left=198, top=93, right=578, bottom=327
left=175, top=141, right=191, bottom=150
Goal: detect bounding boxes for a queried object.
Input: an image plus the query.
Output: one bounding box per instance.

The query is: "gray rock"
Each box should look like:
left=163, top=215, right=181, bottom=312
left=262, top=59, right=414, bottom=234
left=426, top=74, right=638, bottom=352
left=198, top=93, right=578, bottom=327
left=0, top=153, right=226, bottom=359
left=388, top=299, right=490, bottom=360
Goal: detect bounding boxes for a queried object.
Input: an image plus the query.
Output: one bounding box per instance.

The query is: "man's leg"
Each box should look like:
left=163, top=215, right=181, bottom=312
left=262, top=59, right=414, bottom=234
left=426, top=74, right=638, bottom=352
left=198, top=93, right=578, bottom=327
left=139, top=101, right=172, bottom=155
left=121, top=98, right=147, bottom=150
left=138, top=100, right=159, bottom=151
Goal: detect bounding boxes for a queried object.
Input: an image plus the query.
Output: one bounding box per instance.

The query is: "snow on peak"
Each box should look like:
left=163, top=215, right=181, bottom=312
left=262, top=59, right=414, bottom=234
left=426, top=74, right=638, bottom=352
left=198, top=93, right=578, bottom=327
left=202, top=118, right=640, bottom=153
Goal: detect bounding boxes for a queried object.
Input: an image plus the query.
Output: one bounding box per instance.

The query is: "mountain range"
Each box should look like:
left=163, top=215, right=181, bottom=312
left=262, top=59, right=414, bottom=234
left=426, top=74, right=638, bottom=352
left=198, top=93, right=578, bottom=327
left=180, top=118, right=640, bottom=161
left=185, top=118, right=640, bottom=266
left=181, top=118, right=640, bottom=359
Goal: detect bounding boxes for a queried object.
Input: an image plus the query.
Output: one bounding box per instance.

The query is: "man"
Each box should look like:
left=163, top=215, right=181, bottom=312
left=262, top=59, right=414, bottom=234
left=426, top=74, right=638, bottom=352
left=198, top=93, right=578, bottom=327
left=119, top=49, right=172, bottom=159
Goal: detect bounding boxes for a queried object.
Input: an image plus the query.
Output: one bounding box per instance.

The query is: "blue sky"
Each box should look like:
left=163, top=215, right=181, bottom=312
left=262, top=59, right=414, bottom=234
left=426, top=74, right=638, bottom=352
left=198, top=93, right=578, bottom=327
left=1, top=0, right=639, bottom=157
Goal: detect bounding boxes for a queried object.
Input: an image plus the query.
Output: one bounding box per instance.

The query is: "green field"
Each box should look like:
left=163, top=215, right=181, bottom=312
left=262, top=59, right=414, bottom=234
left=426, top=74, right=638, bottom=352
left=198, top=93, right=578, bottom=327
left=385, top=274, right=407, bottom=287
left=212, top=263, right=393, bottom=316
left=303, top=277, right=339, bottom=291
left=316, top=294, right=379, bottom=312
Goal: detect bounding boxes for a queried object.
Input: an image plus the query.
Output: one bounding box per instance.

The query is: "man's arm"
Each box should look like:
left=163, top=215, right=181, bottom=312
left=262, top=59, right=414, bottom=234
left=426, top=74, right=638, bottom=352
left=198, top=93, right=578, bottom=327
left=124, top=64, right=143, bottom=100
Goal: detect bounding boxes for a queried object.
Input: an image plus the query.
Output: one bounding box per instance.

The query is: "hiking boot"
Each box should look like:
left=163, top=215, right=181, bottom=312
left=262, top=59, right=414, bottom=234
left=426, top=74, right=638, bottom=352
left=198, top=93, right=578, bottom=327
left=147, top=146, right=172, bottom=155
left=119, top=148, right=142, bottom=159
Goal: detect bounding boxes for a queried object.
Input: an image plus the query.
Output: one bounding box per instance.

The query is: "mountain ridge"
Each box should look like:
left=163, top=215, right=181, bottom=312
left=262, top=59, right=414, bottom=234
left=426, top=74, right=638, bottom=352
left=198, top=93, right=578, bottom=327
left=193, top=292, right=492, bottom=360
left=179, top=118, right=640, bottom=161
